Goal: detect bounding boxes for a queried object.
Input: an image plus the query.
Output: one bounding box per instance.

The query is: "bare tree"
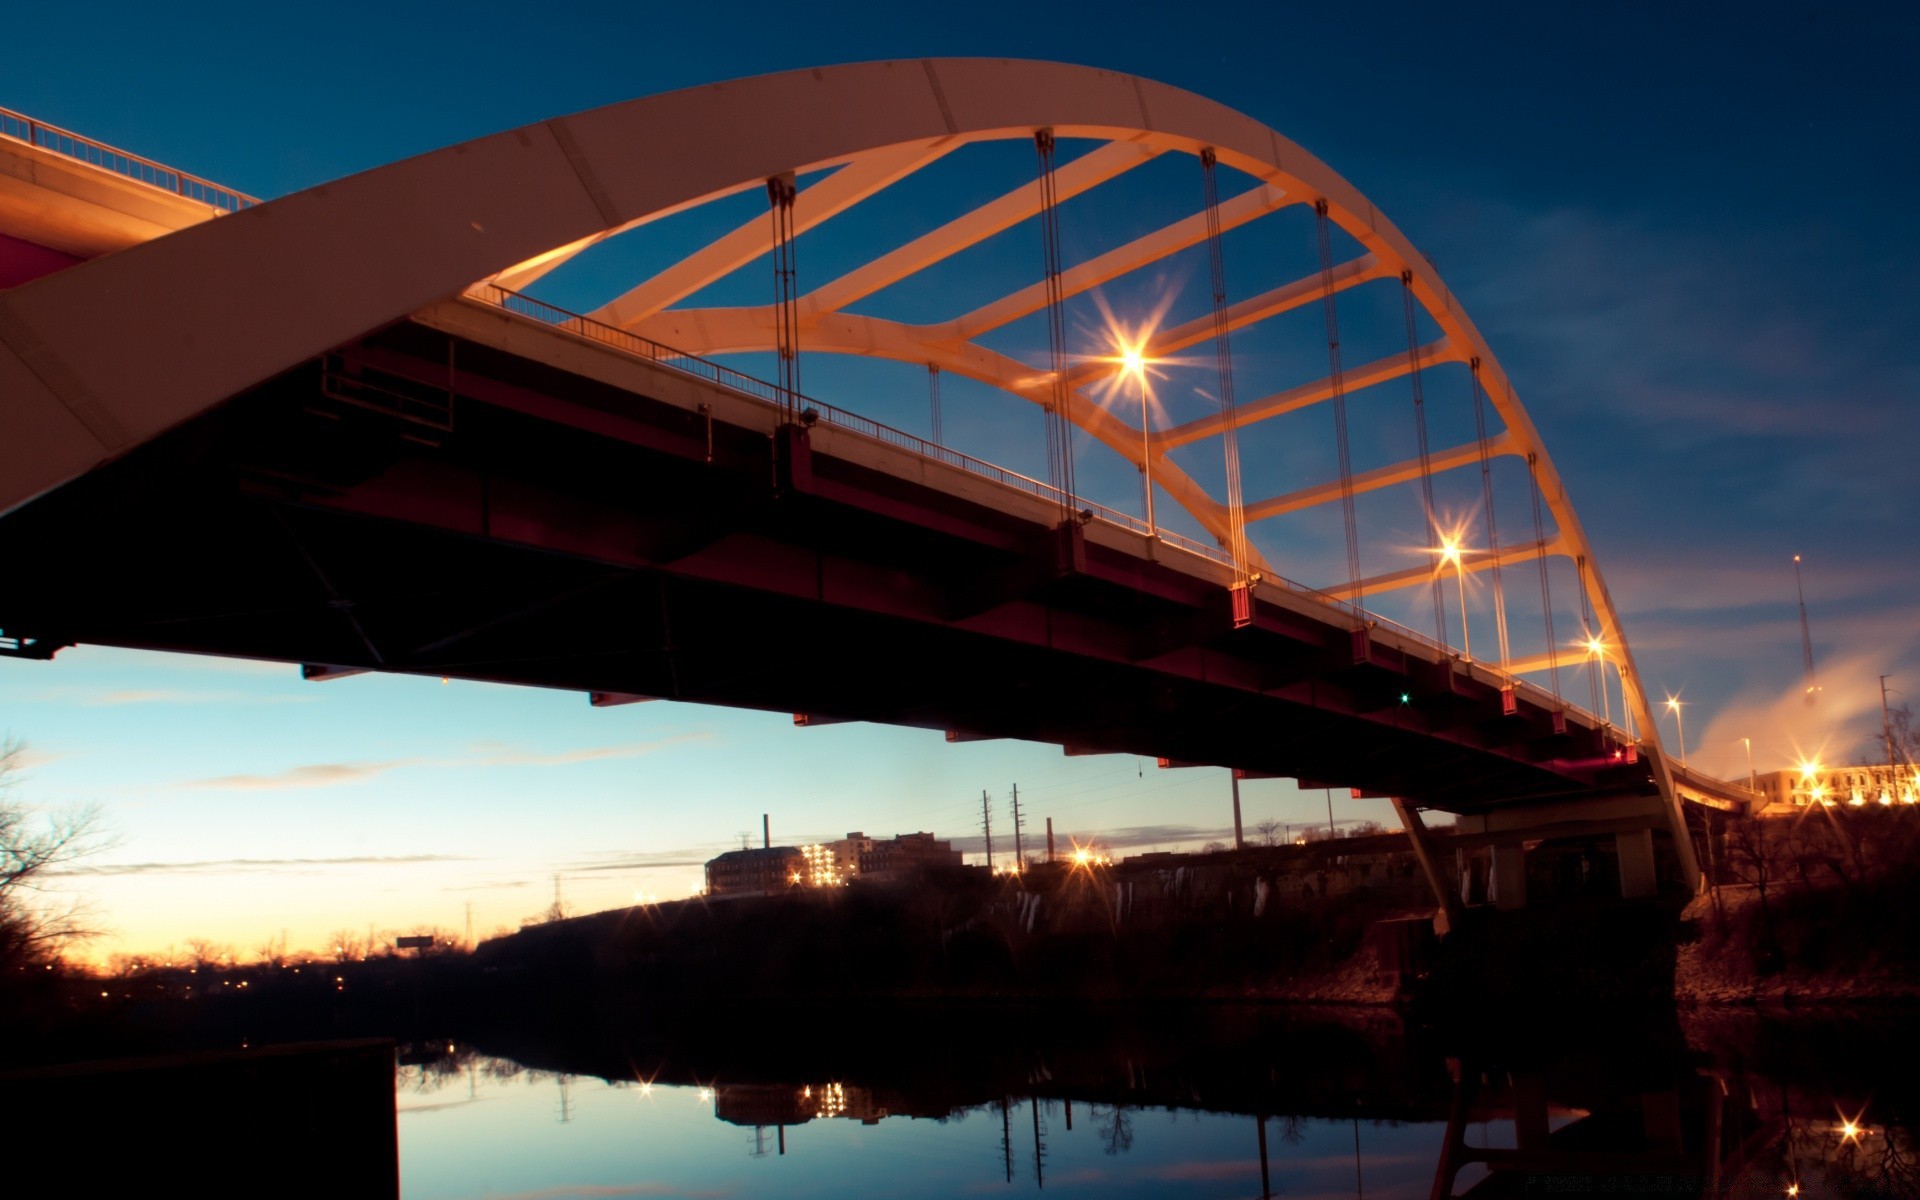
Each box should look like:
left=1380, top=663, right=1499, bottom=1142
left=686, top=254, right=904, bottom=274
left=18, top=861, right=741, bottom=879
left=0, top=737, right=109, bottom=968
left=1866, top=701, right=1920, bottom=769
left=1093, top=1103, right=1134, bottom=1156
left=1254, top=818, right=1283, bottom=847
left=185, top=938, right=234, bottom=969
left=326, top=929, right=367, bottom=963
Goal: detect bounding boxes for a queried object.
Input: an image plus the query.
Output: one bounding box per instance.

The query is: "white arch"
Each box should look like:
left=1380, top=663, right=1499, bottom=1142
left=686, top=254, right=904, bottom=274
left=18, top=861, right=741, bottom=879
left=0, top=58, right=1678, bottom=812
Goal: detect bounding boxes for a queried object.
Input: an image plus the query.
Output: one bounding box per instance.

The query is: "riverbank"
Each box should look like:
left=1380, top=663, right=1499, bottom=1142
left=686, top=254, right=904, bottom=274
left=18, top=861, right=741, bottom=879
left=1675, top=878, right=1920, bottom=1005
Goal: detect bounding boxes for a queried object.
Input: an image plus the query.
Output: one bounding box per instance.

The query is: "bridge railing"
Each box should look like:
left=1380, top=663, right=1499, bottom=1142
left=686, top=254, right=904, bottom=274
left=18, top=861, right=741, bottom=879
left=471, top=285, right=1207, bottom=545
left=464, top=284, right=1612, bottom=738
left=0, top=105, right=257, bottom=213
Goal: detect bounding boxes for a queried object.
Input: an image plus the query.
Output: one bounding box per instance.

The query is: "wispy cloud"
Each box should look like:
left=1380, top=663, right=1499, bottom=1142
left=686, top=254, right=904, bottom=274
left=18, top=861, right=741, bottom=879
left=185, top=759, right=418, bottom=791
left=565, top=850, right=723, bottom=873
left=55, top=853, right=471, bottom=877
left=90, top=688, right=312, bottom=707
left=173, top=734, right=714, bottom=792
left=472, top=1185, right=733, bottom=1200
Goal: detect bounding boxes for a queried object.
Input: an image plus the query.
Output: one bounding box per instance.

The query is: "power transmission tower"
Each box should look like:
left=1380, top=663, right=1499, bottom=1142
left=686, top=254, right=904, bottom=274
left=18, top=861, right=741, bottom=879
left=1010, top=783, right=1026, bottom=871
left=1884, top=675, right=1904, bottom=773
left=1794, top=555, right=1819, bottom=704
left=981, top=790, right=994, bottom=872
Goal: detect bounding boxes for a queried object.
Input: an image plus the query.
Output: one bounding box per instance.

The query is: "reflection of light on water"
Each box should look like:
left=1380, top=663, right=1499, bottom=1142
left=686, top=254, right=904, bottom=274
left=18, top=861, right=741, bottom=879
left=812, top=1081, right=847, bottom=1120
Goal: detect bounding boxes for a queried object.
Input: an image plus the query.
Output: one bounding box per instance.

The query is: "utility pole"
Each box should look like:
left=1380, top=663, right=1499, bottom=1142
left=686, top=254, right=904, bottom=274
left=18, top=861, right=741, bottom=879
left=1231, top=769, right=1245, bottom=850
left=1883, top=675, right=1901, bottom=777
left=981, top=790, right=994, bottom=872
left=1325, top=787, right=1337, bottom=840
left=1010, top=783, right=1026, bottom=871
left=1794, top=554, right=1819, bottom=704
left=464, top=902, right=473, bottom=948
left=1045, top=817, right=1055, bottom=864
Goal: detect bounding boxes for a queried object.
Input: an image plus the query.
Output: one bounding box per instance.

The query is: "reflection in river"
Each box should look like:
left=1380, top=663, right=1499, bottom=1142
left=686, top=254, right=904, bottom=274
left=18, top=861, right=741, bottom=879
left=389, top=1007, right=1917, bottom=1198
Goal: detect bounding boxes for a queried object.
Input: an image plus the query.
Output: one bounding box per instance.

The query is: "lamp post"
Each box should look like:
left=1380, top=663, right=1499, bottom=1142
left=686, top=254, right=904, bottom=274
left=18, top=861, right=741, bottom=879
left=1583, top=635, right=1610, bottom=725
left=1664, top=695, right=1687, bottom=766
left=1120, top=345, right=1155, bottom=535
left=1440, top=538, right=1469, bottom=657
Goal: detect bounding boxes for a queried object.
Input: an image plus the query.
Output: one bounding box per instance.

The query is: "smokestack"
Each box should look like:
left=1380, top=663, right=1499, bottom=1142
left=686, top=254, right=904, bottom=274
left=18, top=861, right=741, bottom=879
left=762, top=814, right=770, bottom=849
left=1046, top=818, right=1055, bottom=863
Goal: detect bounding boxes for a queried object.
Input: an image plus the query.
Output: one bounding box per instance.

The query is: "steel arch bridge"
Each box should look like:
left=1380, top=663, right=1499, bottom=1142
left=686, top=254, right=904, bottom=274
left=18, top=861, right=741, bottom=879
left=0, top=60, right=1746, bottom=903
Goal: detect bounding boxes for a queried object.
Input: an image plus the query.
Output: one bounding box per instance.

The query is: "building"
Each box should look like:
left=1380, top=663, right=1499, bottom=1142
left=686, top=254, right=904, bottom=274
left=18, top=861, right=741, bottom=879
left=704, top=846, right=806, bottom=897
left=705, top=832, right=964, bottom=894
left=1754, top=762, right=1920, bottom=814
left=838, top=831, right=963, bottom=882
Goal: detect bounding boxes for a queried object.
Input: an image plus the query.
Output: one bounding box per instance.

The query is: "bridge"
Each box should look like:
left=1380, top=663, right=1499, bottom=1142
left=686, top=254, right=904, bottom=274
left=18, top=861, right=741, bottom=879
left=0, top=62, right=1754, bottom=915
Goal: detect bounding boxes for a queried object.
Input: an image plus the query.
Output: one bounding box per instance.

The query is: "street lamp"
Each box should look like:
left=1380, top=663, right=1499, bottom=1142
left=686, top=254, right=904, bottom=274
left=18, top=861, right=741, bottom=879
left=1581, top=633, right=1611, bottom=725
left=1439, top=537, right=1469, bottom=657
left=1664, top=695, right=1687, bottom=765
left=1119, top=342, right=1154, bottom=535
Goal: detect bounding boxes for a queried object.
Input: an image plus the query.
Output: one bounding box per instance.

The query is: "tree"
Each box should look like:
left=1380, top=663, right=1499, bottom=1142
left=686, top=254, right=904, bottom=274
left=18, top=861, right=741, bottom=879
left=1866, top=701, right=1920, bottom=771
left=1254, top=818, right=1283, bottom=847
left=326, top=929, right=367, bottom=963
left=0, top=737, right=108, bottom=969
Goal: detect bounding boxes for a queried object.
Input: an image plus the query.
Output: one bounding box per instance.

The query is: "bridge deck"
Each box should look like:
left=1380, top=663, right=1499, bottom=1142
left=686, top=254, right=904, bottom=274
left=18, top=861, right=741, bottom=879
left=0, top=289, right=1660, bottom=815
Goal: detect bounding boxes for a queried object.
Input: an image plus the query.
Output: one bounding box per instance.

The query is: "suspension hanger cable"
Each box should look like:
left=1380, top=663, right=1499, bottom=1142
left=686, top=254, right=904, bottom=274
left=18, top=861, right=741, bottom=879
left=1526, top=451, right=1561, bottom=702
left=1401, top=272, right=1446, bottom=649
left=1202, top=149, right=1251, bottom=594
left=1314, top=200, right=1362, bottom=615
left=766, top=173, right=800, bottom=425
left=1469, top=358, right=1510, bottom=671
left=1035, top=129, right=1076, bottom=515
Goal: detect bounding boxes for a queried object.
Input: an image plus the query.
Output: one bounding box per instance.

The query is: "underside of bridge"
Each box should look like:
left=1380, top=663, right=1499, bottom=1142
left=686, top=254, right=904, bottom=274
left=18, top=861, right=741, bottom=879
left=0, top=314, right=1657, bottom=819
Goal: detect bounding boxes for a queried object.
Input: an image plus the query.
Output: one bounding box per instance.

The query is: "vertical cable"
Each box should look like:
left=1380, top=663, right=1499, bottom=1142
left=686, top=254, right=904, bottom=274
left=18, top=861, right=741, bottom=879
left=1527, top=451, right=1561, bottom=701
left=1469, top=358, right=1510, bottom=669
left=766, top=174, right=800, bottom=424
left=1577, top=555, right=1604, bottom=718
left=1401, top=272, right=1446, bottom=648
left=1035, top=130, right=1076, bottom=513
left=1202, top=149, right=1249, bottom=584
left=928, top=364, right=943, bottom=446
left=1314, top=200, right=1362, bottom=611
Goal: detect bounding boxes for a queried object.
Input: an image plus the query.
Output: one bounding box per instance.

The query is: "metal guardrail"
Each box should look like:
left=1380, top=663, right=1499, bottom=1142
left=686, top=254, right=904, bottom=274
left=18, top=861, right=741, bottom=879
left=463, top=284, right=1613, bottom=737
left=0, top=105, right=257, bottom=212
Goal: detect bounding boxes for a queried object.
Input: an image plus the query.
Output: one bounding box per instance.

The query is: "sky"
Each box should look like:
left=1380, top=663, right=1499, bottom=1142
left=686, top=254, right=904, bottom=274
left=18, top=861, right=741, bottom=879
left=2, top=2, right=1916, bottom=960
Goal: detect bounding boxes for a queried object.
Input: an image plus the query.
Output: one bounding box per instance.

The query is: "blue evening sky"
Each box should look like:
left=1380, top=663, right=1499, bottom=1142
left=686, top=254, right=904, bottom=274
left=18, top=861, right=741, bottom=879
left=2, top=2, right=1914, bottom=957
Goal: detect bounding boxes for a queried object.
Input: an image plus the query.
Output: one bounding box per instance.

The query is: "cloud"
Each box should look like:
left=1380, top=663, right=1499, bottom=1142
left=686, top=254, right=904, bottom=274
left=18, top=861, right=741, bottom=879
left=1692, top=646, right=1920, bottom=779
left=183, top=759, right=418, bottom=791
left=54, top=853, right=471, bottom=877
left=471, top=1186, right=733, bottom=1200
left=89, top=688, right=312, bottom=707
left=566, top=853, right=719, bottom=873
left=173, top=734, right=715, bottom=792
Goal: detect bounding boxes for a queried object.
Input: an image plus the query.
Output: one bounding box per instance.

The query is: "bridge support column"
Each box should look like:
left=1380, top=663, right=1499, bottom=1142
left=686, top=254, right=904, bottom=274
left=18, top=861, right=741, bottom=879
left=1616, top=828, right=1657, bottom=900
left=1490, top=842, right=1527, bottom=911
left=1392, top=798, right=1460, bottom=935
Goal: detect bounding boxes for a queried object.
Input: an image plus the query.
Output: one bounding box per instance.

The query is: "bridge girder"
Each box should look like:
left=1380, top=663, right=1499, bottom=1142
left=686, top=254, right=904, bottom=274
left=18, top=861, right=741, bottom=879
left=0, top=59, right=1715, bottom=881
